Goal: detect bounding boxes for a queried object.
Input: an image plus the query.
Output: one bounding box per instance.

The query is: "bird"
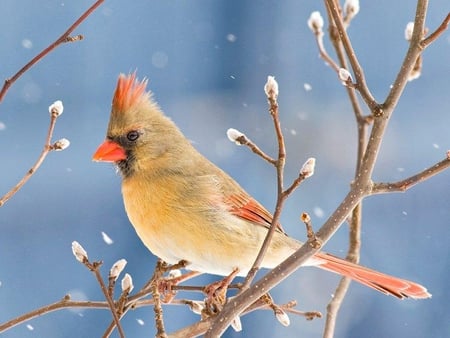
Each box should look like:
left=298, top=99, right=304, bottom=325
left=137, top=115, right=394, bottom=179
left=93, top=73, right=431, bottom=300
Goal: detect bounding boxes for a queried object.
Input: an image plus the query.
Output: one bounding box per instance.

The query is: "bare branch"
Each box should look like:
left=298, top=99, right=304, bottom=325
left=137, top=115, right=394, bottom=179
left=372, top=156, right=450, bottom=194
left=324, top=0, right=378, bottom=110
left=0, top=295, right=106, bottom=333
left=83, top=261, right=125, bottom=338
left=0, top=108, right=62, bottom=207
left=420, top=12, right=450, bottom=48
left=0, top=0, right=105, bottom=104
left=323, top=202, right=362, bottom=338
left=241, top=77, right=308, bottom=290
left=227, top=128, right=276, bottom=165
left=384, top=0, right=428, bottom=110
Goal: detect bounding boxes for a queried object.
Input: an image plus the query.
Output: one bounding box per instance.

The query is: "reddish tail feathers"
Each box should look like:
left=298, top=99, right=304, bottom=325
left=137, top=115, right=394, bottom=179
left=315, top=253, right=431, bottom=299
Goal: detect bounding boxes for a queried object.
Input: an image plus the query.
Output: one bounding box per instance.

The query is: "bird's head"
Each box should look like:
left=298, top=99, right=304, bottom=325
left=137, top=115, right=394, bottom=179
left=93, top=73, right=186, bottom=178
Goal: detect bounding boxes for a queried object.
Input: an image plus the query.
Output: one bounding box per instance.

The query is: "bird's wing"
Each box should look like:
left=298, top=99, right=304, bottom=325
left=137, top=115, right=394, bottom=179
left=225, top=192, right=287, bottom=235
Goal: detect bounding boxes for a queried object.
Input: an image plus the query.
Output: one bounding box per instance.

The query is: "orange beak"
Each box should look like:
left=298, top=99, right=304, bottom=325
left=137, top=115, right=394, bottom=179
left=92, top=140, right=127, bottom=162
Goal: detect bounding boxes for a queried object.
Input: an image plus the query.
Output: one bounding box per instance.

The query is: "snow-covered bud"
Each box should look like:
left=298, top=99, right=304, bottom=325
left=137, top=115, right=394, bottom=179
left=275, top=309, right=291, bottom=327
left=308, top=11, right=324, bottom=35
left=109, top=259, right=127, bottom=281
left=405, top=22, right=414, bottom=41
left=300, top=157, right=316, bottom=178
left=52, top=138, right=70, bottom=151
left=408, top=54, right=422, bottom=82
left=301, top=212, right=311, bottom=223
left=231, top=316, right=242, bottom=332
left=49, top=100, right=64, bottom=117
left=121, top=273, right=134, bottom=293
left=227, top=128, right=246, bottom=145
left=264, top=75, right=279, bottom=99
left=407, top=68, right=421, bottom=81
left=344, top=0, right=360, bottom=21
left=188, top=301, right=205, bottom=315
left=72, top=241, right=88, bottom=263
left=338, top=68, right=353, bottom=85
left=168, top=269, right=182, bottom=279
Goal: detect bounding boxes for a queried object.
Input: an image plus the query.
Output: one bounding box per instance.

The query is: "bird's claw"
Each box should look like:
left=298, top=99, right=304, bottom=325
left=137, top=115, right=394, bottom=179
left=203, top=267, right=240, bottom=315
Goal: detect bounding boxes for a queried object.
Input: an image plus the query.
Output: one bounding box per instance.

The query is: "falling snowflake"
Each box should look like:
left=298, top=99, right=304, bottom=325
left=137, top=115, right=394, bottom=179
left=101, top=231, right=114, bottom=245
left=22, top=39, right=33, bottom=49
left=313, top=206, right=325, bottom=218
left=226, top=33, right=237, bottom=42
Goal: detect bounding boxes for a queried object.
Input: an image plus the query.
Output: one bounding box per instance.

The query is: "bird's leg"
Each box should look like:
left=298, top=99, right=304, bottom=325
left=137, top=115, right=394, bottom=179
left=144, top=259, right=188, bottom=288
left=144, top=259, right=200, bottom=303
left=203, top=267, right=240, bottom=316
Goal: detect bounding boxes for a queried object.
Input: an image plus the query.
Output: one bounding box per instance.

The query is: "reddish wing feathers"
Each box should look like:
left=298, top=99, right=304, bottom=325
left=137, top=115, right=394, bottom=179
left=226, top=193, right=286, bottom=234
left=113, top=73, right=148, bottom=113
left=315, top=252, right=431, bottom=299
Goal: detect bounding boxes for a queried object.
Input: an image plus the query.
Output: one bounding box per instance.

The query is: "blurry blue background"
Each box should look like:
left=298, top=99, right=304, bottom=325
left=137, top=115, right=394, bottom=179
left=1, top=1, right=449, bottom=337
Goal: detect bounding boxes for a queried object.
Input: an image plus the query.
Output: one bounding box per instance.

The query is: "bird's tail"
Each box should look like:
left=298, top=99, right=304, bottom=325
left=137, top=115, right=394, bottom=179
left=315, top=252, right=431, bottom=299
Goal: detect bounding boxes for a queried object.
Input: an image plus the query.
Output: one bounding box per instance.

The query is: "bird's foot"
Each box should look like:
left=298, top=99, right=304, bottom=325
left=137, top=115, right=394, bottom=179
left=203, top=267, right=240, bottom=316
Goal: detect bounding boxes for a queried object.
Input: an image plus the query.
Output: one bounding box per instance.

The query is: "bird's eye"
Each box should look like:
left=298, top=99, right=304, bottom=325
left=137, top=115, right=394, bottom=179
left=126, top=130, right=140, bottom=142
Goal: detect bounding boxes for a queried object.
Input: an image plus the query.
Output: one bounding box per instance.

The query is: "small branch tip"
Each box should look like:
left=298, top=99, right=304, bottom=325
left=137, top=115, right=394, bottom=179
left=344, top=0, right=360, bottom=23
left=231, top=316, right=242, bottom=332
left=49, top=100, right=64, bottom=117
left=52, top=138, right=70, bottom=151
left=226, top=128, right=246, bottom=145
left=121, top=273, right=134, bottom=293
left=300, top=157, right=316, bottom=178
left=71, top=241, right=88, bottom=263
left=308, top=11, right=324, bottom=35
left=275, top=308, right=291, bottom=327
left=264, top=75, right=279, bottom=99
left=338, top=68, right=353, bottom=86
left=405, top=22, right=415, bottom=41
left=109, top=259, right=127, bottom=281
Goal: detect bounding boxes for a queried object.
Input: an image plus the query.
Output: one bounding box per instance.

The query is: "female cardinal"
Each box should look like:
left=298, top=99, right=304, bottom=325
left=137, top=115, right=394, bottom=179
left=93, top=73, right=430, bottom=299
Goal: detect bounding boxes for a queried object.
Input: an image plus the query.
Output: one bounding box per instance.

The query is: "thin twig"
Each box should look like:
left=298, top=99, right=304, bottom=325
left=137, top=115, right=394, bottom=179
left=0, top=0, right=105, bottom=104
left=320, top=1, right=367, bottom=336
left=0, top=0, right=105, bottom=207
left=233, top=134, right=276, bottom=165
left=169, top=295, right=320, bottom=338
left=323, top=203, right=362, bottom=338
left=324, top=0, right=377, bottom=111
left=372, top=156, right=450, bottom=194
left=0, top=295, right=107, bottom=333
left=206, top=91, right=321, bottom=337
left=0, top=113, right=58, bottom=207
left=384, top=0, right=428, bottom=110
left=420, top=12, right=450, bottom=48
left=300, top=212, right=321, bottom=249
left=242, top=85, right=287, bottom=289
left=313, top=29, right=340, bottom=73
left=0, top=293, right=194, bottom=336
left=86, top=261, right=126, bottom=338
